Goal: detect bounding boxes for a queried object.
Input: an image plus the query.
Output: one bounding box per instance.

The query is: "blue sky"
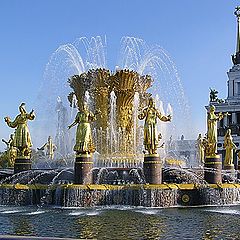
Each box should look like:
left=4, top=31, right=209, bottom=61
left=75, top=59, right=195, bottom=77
left=0, top=0, right=239, bottom=148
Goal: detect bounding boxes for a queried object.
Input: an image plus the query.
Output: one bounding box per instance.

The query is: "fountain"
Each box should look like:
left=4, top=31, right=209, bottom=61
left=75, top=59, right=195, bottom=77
left=1, top=66, right=240, bottom=208
left=2, top=8, right=240, bottom=208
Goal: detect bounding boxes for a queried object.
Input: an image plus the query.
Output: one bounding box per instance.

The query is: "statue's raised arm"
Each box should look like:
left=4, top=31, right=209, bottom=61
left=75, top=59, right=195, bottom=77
left=156, top=110, right=171, bottom=122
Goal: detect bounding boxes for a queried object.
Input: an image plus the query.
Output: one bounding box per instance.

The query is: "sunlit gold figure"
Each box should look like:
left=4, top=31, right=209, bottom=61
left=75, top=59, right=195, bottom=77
left=4, top=103, right=35, bottom=157
left=2, top=134, right=17, bottom=167
left=138, top=97, right=171, bottom=154
left=223, top=129, right=237, bottom=166
left=68, top=102, right=96, bottom=154
left=196, top=133, right=205, bottom=164
left=206, top=105, right=227, bottom=156
left=38, top=136, right=57, bottom=160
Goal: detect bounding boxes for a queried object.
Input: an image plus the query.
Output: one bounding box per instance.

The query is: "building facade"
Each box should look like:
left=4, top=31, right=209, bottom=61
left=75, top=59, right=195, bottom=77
left=206, top=7, right=240, bottom=167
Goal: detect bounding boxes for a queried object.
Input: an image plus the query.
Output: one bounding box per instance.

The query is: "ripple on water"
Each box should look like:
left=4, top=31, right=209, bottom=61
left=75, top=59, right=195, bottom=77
left=0, top=210, right=24, bottom=214
left=134, top=209, right=161, bottom=215
left=24, top=210, right=45, bottom=215
left=205, top=209, right=240, bottom=215
left=69, top=210, right=101, bottom=216
left=86, top=211, right=101, bottom=216
left=69, top=211, right=85, bottom=216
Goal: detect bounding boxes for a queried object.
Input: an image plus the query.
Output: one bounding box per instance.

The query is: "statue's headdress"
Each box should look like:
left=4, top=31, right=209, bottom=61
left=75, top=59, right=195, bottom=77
left=148, top=97, right=156, bottom=107
left=19, top=102, right=26, bottom=114
left=209, top=105, right=215, bottom=112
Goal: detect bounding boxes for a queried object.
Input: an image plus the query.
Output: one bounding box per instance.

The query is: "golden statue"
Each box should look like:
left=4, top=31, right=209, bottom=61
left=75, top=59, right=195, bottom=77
left=223, top=129, right=237, bottom=166
left=206, top=105, right=227, bottom=156
left=68, top=102, right=96, bottom=154
left=38, top=136, right=57, bottom=160
left=138, top=97, right=171, bottom=155
left=2, top=134, right=17, bottom=167
left=4, top=103, right=35, bottom=157
left=196, top=133, right=205, bottom=164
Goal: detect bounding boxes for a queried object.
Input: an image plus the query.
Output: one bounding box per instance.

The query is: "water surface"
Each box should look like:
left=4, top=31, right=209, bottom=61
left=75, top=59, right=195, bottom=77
left=0, top=205, right=239, bottom=239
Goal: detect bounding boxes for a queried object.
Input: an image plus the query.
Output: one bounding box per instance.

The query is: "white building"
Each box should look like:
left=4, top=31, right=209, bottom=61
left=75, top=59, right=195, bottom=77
left=206, top=7, right=240, bottom=167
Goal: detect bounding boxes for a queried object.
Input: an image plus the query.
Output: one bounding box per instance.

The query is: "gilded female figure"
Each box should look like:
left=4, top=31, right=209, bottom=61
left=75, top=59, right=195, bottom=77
left=138, top=97, right=171, bottom=155
left=207, top=105, right=226, bottom=155
left=68, top=102, right=96, bottom=154
left=4, top=103, right=35, bottom=157
left=223, top=129, right=237, bottom=166
left=2, top=133, right=17, bottom=167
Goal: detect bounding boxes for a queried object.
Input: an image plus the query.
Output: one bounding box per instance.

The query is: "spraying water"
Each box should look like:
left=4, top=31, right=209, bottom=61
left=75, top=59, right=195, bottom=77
left=109, top=91, right=117, bottom=153
left=35, top=36, right=192, bottom=159
left=133, top=92, right=140, bottom=154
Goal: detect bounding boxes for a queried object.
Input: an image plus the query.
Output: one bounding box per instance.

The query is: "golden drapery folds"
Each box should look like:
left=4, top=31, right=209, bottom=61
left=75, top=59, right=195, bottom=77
left=138, top=97, right=171, bottom=155
left=206, top=105, right=226, bottom=156
left=223, top=129, right=237, bottom=166
left=4, top=103, right=35, bottom=157
left=68, top=102, right=96, bottom=154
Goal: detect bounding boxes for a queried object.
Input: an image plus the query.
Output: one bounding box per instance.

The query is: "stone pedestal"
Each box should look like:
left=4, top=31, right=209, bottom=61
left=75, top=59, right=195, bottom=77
left=237, top=161, right=240, bottom=179
left=143, top=154, right=162, bottom=184
left=224, top=164, right=235, bottom=180
left=224, top=164, right=235, bottom=171
left=14, top=157, right=31, bottom=174
left=74, top=154, right=93, bottom=184
left=204, top=155, right=222, bottom=184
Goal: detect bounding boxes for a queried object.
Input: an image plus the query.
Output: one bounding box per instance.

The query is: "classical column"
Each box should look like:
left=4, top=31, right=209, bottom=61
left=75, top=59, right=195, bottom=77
left=232, top=112, right=237, bottom=124
left=223, top=115, right=228, bottom=127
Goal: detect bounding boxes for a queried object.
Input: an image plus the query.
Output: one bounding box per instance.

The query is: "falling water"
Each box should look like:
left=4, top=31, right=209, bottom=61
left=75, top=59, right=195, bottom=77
left=133, top=92, right=140, bottom=154
left=158, top=99, right=166, bottom=139
left=35, top=37, right=107, bottom=149
left=117, top=36, right=193, bottom=139
left=70, top=94, right=78, bottom=119
left=157, top=99, right=166, bottom=158
left=109, top=91, right=117, bottom=154
left=55, top=97, right=70, bottom=156
left=84, top=91, right=90, bottom=105
left=106, top=127, right=109, bottom=156
left=35, top=36, right=193, bottom=160
left=166, top=103, right=174, bottom=138
left=166, top=103, right=173, bottom=117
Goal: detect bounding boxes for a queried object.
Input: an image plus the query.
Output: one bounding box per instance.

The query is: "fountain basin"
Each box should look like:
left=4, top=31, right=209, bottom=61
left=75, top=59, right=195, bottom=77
left=0, top=183, right=240, bottom=208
